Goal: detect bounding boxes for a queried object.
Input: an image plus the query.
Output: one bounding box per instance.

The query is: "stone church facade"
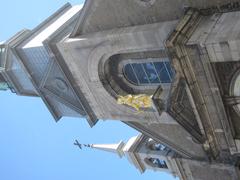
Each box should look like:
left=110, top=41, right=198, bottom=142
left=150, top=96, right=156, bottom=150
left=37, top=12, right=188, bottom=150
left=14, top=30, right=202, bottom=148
left=1, top=1, right=240, bottom=179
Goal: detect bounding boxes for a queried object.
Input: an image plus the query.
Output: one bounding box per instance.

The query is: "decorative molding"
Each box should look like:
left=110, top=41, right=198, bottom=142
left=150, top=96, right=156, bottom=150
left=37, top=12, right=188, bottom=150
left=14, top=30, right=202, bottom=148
left=166, top=9, right=219, bottom=158
left=166, top=8, right=238, bottom=159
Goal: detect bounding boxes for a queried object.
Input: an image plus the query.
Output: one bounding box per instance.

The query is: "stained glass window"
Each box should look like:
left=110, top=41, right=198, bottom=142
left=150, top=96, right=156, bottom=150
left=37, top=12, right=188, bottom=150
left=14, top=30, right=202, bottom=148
left=148, top=158, right=168, bottom=169
left=124, top=61, right=173, bottom=85
left=153, top=144, right=166, bottom=151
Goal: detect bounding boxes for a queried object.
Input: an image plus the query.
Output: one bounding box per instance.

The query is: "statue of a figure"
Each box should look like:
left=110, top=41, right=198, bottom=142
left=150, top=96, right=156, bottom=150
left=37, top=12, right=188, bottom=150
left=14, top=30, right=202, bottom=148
left=117, top=94, right=153, bottom=112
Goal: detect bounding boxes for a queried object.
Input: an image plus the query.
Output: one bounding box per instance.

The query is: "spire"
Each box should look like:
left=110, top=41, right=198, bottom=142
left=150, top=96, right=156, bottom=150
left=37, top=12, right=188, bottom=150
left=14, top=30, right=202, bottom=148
left=91, top=141, right=125, bottom=158
left=74, top=140, right=125, bottom=158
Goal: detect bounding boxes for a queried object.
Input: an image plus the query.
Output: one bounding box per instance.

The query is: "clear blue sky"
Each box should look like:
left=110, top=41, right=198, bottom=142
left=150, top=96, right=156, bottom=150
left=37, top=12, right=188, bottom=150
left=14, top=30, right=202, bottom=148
left=0, top=1, right=178, bottom=180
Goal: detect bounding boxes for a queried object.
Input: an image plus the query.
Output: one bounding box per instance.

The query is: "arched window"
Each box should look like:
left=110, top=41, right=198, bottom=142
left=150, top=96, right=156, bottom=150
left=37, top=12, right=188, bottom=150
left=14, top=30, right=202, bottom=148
left=150, top=143, right=166, bottom=151
left=147, top=138, right=171, bottom=152
left=145, top=157, right=168, bottom=169
left=123, top=61, right=174, bottom=85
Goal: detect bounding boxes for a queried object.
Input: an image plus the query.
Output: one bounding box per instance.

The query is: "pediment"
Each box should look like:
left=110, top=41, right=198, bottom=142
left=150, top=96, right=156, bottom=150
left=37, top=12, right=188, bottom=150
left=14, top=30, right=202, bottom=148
left=42, top=91, right=84, bottom=120
left=41, top=61, right=86, bottom=116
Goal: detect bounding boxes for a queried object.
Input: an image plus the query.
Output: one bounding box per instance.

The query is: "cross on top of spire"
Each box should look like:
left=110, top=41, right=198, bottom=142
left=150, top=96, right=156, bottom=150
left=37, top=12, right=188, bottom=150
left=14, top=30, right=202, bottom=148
left=74, top=140, right=91, bottom=150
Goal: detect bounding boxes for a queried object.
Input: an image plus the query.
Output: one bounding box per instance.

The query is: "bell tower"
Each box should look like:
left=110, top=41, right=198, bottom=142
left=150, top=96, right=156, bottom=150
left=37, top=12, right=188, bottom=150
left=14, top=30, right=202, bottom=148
left=76, top=134, right=180, bottom=177
left=77, top=134, right=240, bottom=180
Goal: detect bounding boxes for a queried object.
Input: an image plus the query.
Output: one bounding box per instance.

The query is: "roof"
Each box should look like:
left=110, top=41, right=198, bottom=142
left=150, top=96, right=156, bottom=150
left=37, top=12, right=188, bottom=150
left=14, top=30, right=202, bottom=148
left=71, top=0, right=235, bottom=37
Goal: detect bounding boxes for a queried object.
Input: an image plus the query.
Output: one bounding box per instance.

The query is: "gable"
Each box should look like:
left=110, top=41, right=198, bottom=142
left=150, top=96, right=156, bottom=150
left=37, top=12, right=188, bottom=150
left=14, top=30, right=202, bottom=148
left=42, top=61, right=86, bottom=116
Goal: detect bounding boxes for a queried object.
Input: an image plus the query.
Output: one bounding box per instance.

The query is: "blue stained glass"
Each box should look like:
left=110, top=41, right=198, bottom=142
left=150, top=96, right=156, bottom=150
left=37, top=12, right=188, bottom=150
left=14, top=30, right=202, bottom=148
left=154, top=144, right=166, bottom=151
left=154, top=62, right=171, bottom=83
left=143, top=63, right=160, bottom=83
left=124, top=64, right=138, bottom=84
left=165, top=62, right=174, bottom=79
left=124, top=60, right=173, bottom=86
left=149, top=158, right=168, bottom=169
left=132, top=63, right=149, bottom=84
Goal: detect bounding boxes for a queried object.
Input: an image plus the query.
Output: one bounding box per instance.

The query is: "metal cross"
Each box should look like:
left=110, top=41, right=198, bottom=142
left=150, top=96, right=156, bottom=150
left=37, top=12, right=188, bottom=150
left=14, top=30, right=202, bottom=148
left=74, top=140, right=82, bottom=149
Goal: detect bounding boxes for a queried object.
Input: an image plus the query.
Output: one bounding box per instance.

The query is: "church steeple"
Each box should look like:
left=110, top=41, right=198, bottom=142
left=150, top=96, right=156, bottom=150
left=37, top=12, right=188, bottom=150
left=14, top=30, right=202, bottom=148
left=74, top=135, right=147, bottom=173
left=74, top=135, right=180, bottom=177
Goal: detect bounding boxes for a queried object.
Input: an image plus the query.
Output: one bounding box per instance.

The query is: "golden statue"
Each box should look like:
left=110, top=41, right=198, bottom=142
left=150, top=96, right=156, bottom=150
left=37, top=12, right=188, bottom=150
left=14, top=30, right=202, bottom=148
left=117, top=94, right=153, bottom=112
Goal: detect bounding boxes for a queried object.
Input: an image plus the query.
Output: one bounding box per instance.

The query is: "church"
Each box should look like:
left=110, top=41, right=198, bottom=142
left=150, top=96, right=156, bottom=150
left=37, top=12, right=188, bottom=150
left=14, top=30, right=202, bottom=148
left=1, top=0, right=240, bottom=179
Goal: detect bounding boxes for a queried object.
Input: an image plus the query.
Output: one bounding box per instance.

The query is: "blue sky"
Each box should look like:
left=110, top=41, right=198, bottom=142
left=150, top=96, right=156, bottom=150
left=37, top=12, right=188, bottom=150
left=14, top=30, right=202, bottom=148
left=0, top=1, right=178, bottom=180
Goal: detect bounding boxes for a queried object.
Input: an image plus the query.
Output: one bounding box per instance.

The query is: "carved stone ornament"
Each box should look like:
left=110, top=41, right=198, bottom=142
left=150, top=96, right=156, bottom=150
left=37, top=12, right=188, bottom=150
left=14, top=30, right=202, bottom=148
left=53, top=77, right=69, bottom=92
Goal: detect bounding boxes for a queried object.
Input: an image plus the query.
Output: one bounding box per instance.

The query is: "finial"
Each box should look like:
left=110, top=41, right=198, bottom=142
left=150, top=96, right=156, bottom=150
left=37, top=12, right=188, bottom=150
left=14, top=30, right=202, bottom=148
left=74, top=140, right=92, bottom=150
